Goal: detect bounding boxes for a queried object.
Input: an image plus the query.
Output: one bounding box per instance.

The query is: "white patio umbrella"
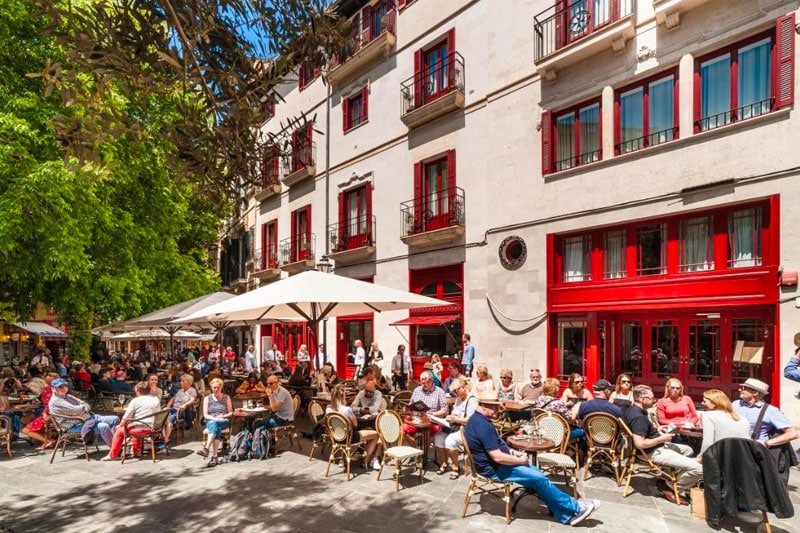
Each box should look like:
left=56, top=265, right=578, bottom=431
left=109, top=329, right=203, bottom=340
left=174, top=270, right=451, bottom=354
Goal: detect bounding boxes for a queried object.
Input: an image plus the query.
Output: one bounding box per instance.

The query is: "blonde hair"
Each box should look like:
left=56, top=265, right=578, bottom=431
left=431, top=353, right=441, bottom=363
left=449, top=377, right=471, bottom=393
left=209, top=377, right=224, bottom=389
left=615, top=373, right=632, bottom=393
left=542, top=378, right=561, bottom=397
left=331, top=384, right=347, bottom=410
left=703, top=389, right=740, bottom=421
left=663, top=378, right=684, bottom=398
left=475, top=364, right=490, bottom=380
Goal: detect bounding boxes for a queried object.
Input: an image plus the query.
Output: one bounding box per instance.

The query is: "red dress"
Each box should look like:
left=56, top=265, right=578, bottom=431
left=24, top=385, right=53, bottom=432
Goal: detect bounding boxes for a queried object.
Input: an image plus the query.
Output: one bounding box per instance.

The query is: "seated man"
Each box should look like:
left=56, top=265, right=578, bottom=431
left=732, top=378, right=798, bottom=486
left=442, top=362, right=464, bottom=398
left=623, top=385, right=702, bottom=505
left=109, top=369, right=134, bottom=394
left=464, top=391, right=600, bottom=526
left=163, top=373, right=198, bottom=444
left=71, top=363, right=93, bottom=391
left=404, top=371, right=449, bottom=465
left=259, top=375, right=294, bottom=429
left=576, top=379, right=623, bottom=423
left=351, top=381, right=382, bottom=416
left=102, top=381, right=161, bottom=460
left=48, top=378, right=120, bottom=447
left=518, top=368, right=544, bottom=403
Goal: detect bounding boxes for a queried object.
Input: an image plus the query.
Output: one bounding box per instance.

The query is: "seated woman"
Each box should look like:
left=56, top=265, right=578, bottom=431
left=316, top=363, right=338, bottom=394
left=0, top=368, right=23, bottom=396
left=326, top=384, right=382, bottom=471
left=102, top=381, right=161, bottom=461
left=610, top=373, right=634, bottom=409
left=470, top=364, right=495, bottom=395
left=236, top=372, right=266, bottom=395
left=288, top=363, right=311, bottom=388
left=198, top=377, right=233, bottom=467
left=371, top=364, right=391, bottom=396
left=537, top=378, right=583, bottom=440
left=656, top=378, right=699, bottom=427
left=21, top=372, right=59, bottom=449
left=696, top=388, right=750, bottom=459
left=435, top=377, right=478, bottom=479
left=560, top=373, right=592, bottom=409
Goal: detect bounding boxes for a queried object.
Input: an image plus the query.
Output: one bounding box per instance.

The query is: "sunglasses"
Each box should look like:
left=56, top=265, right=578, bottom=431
left=573, top=380, right=584, bottom=384
left=500, top=376, right=512, bottom=380
left=668, top=386, right=682, bottom=390
left=621, top=380, right=631, bottom=384
left=529, top=368, right=541, bottom=373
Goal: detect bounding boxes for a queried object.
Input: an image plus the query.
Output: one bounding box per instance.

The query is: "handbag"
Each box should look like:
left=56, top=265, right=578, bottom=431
left=690, top=482, right=706, bottom=520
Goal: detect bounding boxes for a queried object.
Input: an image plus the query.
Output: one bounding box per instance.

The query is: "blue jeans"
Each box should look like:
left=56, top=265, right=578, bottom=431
left=91, top=414, right=120, bottom=446
left=493, top=464, right=580, bottom=524
left=170, top=406, right=195, bottom=429
left=264, top=415, right=289, bottom=429
left=205, top=419, right=230, bottom=439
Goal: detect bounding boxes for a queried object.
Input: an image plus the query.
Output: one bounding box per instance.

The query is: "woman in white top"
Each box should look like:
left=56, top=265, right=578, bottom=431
left=435, top=377, right=477, bottom=479
left=610, top=373, right=634, bottom=409
left=325, top=384, right=381, bottom=470
left=697, top=388, right=750, bottom=458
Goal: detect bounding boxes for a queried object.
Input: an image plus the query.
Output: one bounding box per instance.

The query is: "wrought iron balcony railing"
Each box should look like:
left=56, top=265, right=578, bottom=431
left=400, top=52, right=465, bottom=115
left=400, top=186, right=465, bottom=238
left=328, top=215, right=376, bottom=253
left=279, top=234, right=316, bottom=265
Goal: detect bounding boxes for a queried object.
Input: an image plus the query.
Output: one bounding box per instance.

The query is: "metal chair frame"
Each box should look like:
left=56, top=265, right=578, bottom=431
left=323, top=412, right=366, bottom=480
left=375, top=410, right=424, bottom=491
left=121, top=408, right=171, bottom=463
left=618, top=419, right=680, bottom=502
left=460, top=427, right=512, bottom=524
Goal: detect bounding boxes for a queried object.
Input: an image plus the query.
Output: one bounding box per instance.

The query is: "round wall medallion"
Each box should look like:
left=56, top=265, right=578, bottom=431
left=499, top=236, right=527, bottom=270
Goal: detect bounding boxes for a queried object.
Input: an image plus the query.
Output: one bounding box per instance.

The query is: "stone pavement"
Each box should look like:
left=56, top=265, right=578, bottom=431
left=0, top=433, right=797, bottom=533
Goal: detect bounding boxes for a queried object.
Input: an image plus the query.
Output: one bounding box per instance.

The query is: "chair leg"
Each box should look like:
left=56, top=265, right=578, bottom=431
left=49, top=438, right=60, bottom=464
left=325, top=450, right=334, bottom=477
left=394, top=459, right=400, bottom=491
left=121, top=438, right=128, bottom=464
left=83, top=443, right=90, bottom=462
left=461, top=480, right=474, bottom=517
left=151, top=437, right=157, bottom=463
left=6, top=437, right=12, bottom=458
left=762, top=511, right=771, bottom=533
left=504, top=484, right=511, bottom=524
left=346, top=454, right=352, bottom=481
left=583, top=451, right=592, bottom=480
left=622, top=465, right=633, bottom=497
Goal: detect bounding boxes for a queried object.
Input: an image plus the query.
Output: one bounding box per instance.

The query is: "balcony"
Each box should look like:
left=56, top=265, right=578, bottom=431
left=533, top=0, right=635, bottom=81
left=400, top=52, right=465, bottom=130
left=281, top=141, right=316, bottom=188
left=254, top=178, right=282, bottom=203
left=400, top=187, right=465, bottom=247
left=654, top=0, right=714, bottom=30
left=328, top=6, right=396, bottom=88
left=328, top=215, right=376, bottom=265
left=251, top=248, right=283, bottom=282
left=279, top=234, right=316, bottom=274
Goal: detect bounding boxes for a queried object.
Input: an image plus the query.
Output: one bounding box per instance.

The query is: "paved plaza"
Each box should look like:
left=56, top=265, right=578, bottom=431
left=0, top=431, right=797, bottom=533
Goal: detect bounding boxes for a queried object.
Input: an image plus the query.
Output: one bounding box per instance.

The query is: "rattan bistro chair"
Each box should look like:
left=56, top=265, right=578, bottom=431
left=618, top=419, right=680, bottom=502
left=375, top=410, right=424, bottom=491
left=461, top=428, right=512, bottom=524
left=307, top=400, right=329, bottom=460
left=535, top=411, right=579, bottom=497
left=0, top=415, right=13, bottom=458
left=271, top=395, right=301, bottom=455
left=324, top=412, right=366, bottom=481
left=583, top=412, right=624, bottom=485
left=49, top=416, right=93, bottom=464
left=121, top=408, right=171, bottom=463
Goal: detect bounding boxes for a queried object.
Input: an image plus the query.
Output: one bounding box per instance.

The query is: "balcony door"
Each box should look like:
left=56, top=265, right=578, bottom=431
left=291, top=206, right=311, bottom=262
left=338, top=184, right=371, bottom=250
left=419, top=151, right=456, bottom=232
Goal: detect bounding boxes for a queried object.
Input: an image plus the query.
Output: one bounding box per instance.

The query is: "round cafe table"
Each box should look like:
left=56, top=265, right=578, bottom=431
left=506, top=435, right=555, bottom=511
left=232, top=407, right=270, bottom=432
left=404, top=415, right=433, bottom=468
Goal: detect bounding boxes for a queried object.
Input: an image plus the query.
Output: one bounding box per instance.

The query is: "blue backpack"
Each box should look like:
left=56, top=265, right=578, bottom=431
left=228, top=428, right=252, bottom=462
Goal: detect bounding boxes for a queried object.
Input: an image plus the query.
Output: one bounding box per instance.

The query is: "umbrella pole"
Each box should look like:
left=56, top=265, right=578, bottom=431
left=169, top=332, right=175, bottom=363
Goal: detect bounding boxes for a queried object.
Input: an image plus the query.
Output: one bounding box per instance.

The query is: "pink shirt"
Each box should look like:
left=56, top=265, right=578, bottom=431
left=657, top=395, right=699, bottom=425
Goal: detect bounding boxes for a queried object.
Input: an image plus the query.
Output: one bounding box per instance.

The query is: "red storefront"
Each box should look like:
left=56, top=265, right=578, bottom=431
left=259, top=322, right=313, bottom=367
left=546, top=196, right=781, bottom=403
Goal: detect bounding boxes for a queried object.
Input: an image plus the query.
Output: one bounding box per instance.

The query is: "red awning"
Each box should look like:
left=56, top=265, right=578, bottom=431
left=389, top=314, right=460, bottom=327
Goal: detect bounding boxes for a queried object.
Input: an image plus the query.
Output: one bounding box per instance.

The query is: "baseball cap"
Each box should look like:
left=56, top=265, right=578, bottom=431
left=592, top=379, right=613, bottom=392
left=51, top=378, right=70, bottom=388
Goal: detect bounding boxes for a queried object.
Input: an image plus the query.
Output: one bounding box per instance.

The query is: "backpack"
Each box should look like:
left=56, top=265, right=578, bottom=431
left=228, top=428, right=252, bottom=462
left=250, top=426, right=270, bottom=460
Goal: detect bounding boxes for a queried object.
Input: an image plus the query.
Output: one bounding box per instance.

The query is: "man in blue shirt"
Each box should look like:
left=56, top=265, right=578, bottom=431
left=464, top=391, right=600, bottom=526
left=461, top=333, right=475, bottom=377
left=732, top=378, right=797, bottom=486
left=577, top=379, right=623, bottom=423
left=784, top=347, right=800, bottom=397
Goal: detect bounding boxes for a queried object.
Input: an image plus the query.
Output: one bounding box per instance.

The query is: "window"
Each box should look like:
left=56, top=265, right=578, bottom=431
left=259, top=100, right=275, bottom=125
left=290, top=123, right=313, bottom=173
left=616, top=72, right=677, bottom=154
left=336, top=184, right=372, bottom=250
left=603, top=229, right=626, bottom=279
left=544, top=99, right=601, bottom=174
left=695, top=15, right=795, bottom=132
left=291, top=205, right=311, bottom=261
left=413, top=29, right=455, bottom=108
left=363, top=0, right=394, bottom=42
left=557, top=320, right=587, bottom=379
left=298, top=64, right=319, bottom=90
left=413, top=149, right=456, bottom=233
left=562, top=234, right=591, bottom=282
left=680, top=216, right=714, bottom=272
left=728, top=207, right=762, bottom=268
left=343, top=86, right=369, bottom=131
left=261, top=220, right=278, bottom=269
left=636, top=223, right=666, bottom=276
left=260, top=144, right=279, bottom=186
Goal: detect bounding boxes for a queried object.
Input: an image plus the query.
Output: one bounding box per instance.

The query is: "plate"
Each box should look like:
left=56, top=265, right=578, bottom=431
left=242, top=407, right=267, bottom=413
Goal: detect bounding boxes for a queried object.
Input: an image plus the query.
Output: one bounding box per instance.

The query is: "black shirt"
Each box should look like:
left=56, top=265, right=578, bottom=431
left=623, top=404, right=661, bottom=443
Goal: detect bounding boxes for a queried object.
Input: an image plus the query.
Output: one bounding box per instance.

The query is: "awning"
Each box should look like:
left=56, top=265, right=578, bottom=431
left=14, top=322, right=68, bottom=338
left=389, top=314, right=460, bottom=327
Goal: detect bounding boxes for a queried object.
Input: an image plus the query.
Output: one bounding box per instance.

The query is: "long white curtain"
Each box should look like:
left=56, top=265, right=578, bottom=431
left=579, top=103, right=600, bottom=164
left=604, top=230, right=626, bottom=279
left=564, top=236, right=589, bottom=282
left=681, top=216, right=713, bottom=272
left=729, top=208, right=761, bottom=267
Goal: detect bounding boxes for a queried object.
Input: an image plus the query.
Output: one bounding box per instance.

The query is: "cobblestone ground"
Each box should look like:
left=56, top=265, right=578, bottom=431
left=0, top=430, right=797, bottom=533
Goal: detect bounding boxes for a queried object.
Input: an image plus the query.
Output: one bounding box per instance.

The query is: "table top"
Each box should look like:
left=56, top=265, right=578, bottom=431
left=233, top=407, right=270, bottom=417
left=677, top=426, right=703, bottom=438
left=502, top=401, right=532, bottom=411
left=507, top=435, right=554, bottom=453
left=9, top=401, right=39, bottom=414
left=404, top=415, right=432, bottom=428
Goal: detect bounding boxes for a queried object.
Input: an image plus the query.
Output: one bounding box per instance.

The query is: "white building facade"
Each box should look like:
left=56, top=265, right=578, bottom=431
left=219, top=0, right=800, bottom=419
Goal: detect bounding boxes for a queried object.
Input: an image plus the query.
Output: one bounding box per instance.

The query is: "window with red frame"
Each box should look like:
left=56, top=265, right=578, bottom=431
left=413, top=29, right=455, bottom=108
left=298, top=63, right=320, bottom=90
left=290, top=123, right=313, bottom=173
left=554, top=201, right=770, bottom=285
left=260, top=220, right=278, bottom=269
left=336, top=184, right=372, bottom=251
left=695, top=14, right=795, bottom=132
left=260, top=144, right=280, bottom=187
left=260, top=100, right=275, bottom=123
left=291, top=205, right=311, bottom=262
left=541, top=98, right=601, bottom=175
left=413, top=150, right=456, bottom=233
left=343, top=86, right=369, bottom=131
left=615, top=70, right=678, bottom=155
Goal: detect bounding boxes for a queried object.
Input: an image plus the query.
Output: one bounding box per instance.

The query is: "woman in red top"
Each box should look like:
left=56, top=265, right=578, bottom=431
left=656, top=378, right=699, bottom=427
left=21, top=372, right=59, bottom=449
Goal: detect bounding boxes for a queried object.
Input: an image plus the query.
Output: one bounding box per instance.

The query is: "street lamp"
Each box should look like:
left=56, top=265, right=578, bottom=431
left=316, top=254, right=333, bottom=365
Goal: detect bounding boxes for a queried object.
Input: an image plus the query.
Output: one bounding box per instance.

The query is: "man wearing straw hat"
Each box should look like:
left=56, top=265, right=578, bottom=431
left=464, top=390, right=600, bottom=526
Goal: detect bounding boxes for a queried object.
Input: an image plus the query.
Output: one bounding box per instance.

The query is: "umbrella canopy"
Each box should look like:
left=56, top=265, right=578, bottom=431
left=109, top=329, right=203, bottom=341
left=109, top=291, right=236, bottom=330
left=175, top=269, right=451, bottom=325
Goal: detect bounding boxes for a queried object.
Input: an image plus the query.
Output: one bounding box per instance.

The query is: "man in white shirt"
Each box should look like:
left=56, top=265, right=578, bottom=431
left=31, top=349, right=51, bottom=368
left=391, top=345, right=412, bottom=391
left=353, top=339, right=366, bottom=376
left=314, top=343, right=327, bottom=374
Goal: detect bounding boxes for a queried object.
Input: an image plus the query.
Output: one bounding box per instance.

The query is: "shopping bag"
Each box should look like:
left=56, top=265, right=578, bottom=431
left=690, top=483, right=706, bottom=520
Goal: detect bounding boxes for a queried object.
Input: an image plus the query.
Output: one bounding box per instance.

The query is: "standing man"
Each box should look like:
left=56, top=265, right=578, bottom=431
left=391, top=344, right=412, bottom=391
left=353, top=339, right=366, bottom=377
left=314, top=343, right=327, bottom=375
left=461, top=333, right=475, bottom=377
left=732, top=378, right=798, bottom=486
left=519, top=368, right=544, bottom=403
left=244, top=344, right=256, bottom=373
left=464, top=391, right=600, bottom=526
left=622, top=385, right=702, bottom=505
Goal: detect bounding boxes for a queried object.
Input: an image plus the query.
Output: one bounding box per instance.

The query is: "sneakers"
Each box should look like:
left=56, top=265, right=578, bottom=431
left=569, top=499, right=601, bottom=526
left=100, top=454, right=116, bottom=462
left=156, top=443, right=166, bottom=452
left=371, top=458, right=382, bottom=471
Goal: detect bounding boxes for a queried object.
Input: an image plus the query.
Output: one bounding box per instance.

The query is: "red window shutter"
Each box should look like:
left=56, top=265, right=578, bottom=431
left=541, top=109, right=553, bottom=175
left=446, top=28, right=456, bottom=84
left=338, top=191, right=347, bottom=243
left=361, top=85, right=369, bottom=122
left=414, top=48, right=423, bottom=108
left=776, top=13, right=795, bottom=109
left=446, top=149, right=456, bottom=221
left=365, top=183, right=373, bottom=242
left=260, top=223, right=267, bottom=270
left=290, top=210, right=297, bottom=262
left=413, top=161, right=423, bottom=227
left=362, top=5, right=373, bottom=42
left=306, top=204, right=312, bottom=242
left=342, top=95, right=350, bottom=131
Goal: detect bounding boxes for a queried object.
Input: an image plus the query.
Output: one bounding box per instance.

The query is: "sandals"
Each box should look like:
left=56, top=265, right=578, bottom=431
left=196, top=447, right=209, bottom=458
left=207, top=456, right=218, bottom=467
left=449, top=467, right=461, bottom=480
left=436, top=463, right=450, bottom=476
